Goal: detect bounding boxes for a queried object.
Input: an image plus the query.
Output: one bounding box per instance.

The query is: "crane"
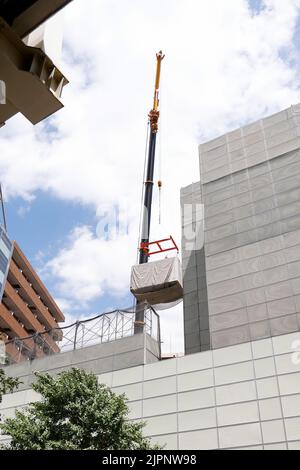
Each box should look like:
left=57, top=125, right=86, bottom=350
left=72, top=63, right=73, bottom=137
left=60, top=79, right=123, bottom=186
left=132, top=52, right=182, bottom=334
left=134, top=51, right=165, bottom=333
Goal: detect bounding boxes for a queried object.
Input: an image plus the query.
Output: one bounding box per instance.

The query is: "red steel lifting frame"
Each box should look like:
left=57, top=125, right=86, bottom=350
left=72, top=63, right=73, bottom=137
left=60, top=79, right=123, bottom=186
left=140, top=236, right=179, bottom=257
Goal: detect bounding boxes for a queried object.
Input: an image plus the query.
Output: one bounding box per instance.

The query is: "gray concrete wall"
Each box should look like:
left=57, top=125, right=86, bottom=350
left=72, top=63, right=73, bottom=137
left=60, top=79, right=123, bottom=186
left=181, top=182, right=210, bottom=353
left=199, top=104, right=300, bottom=184
left=181, top=104, right=300, bottom=353
left=2, top=333, right=160, bottom=391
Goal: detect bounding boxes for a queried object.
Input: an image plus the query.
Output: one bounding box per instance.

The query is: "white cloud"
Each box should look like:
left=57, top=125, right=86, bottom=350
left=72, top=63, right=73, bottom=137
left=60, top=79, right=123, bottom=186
left=42, top=225, right=137, bottom=308
left=17, top=205, right=31, bottom=218
left=1, top=0, right=300, bottom=352
left=159, top=302, right=185, bottom=354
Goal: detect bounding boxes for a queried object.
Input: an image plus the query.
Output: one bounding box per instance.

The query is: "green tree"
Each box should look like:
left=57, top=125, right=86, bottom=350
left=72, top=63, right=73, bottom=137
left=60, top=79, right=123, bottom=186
left=0, top=368, right=160, bottom=450
left=0, top=369, right=20, bottom=404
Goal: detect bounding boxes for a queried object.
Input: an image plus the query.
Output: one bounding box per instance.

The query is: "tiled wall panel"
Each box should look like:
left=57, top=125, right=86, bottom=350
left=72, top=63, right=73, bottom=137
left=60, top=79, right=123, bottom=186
left=2, top=332, right=300, bottom=450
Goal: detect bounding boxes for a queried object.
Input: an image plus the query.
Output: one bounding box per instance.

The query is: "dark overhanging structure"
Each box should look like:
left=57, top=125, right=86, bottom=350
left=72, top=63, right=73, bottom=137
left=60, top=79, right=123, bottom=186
left=0, top=0, right=73, bottom=38
left=0, top=0, right=72, bottom=127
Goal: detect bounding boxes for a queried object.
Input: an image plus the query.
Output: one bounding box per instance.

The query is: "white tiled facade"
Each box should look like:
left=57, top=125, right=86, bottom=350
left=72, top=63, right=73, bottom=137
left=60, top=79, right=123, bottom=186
left=1, top=331, right=300, bottom=450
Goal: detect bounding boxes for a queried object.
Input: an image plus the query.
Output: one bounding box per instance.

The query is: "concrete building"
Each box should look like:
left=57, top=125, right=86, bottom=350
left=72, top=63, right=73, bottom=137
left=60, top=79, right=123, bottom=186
left=0, top=241, right=64, bottom=361
left=0, top=0, right=72, bottom=37
left=182, top=104, right=300, bottom=354
left=0, top=0, right=72, bottom=127
left=2, top=87, right=300, bottom=447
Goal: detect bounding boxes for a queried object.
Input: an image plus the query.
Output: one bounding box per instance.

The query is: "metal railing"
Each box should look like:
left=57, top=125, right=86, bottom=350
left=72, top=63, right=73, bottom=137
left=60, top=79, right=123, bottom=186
left=2, top=305, right=160, bottom=366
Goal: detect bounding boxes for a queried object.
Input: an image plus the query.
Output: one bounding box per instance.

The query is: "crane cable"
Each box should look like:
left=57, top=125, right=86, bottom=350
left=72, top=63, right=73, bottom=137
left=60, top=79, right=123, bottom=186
left=157, top=71, right=163, bottom=226
left=158, top=179, right=162, bottom=225
left=158, top=111, right=162, bottom=225
left=157, top=79, right=177, bottom=259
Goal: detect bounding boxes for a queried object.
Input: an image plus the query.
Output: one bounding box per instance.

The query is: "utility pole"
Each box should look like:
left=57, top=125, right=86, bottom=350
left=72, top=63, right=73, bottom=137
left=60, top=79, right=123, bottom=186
left=134, top=51, right=165, bottom=334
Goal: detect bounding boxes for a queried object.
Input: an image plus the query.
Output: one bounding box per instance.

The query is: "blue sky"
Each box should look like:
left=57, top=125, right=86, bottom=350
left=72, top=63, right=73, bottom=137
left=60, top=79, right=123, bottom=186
left=6, top=193, right=95, bottom=261
left=5, top=193, right=133, bottom=314
left=249, top=0, right=264, bottom=14
left=1, top=0, right=300, bottom=351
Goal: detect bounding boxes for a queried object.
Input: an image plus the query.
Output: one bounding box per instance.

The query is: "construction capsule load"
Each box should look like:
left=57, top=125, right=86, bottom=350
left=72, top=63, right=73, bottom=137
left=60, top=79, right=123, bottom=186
left=130, top=52, right=183, bottom=308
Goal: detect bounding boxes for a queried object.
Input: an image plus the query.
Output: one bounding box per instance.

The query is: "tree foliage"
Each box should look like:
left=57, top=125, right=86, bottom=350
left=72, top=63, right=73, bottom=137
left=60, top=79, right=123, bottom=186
left=0, top=369, right=20, bottom=404
left=0, top=368, right=160, bottom=450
